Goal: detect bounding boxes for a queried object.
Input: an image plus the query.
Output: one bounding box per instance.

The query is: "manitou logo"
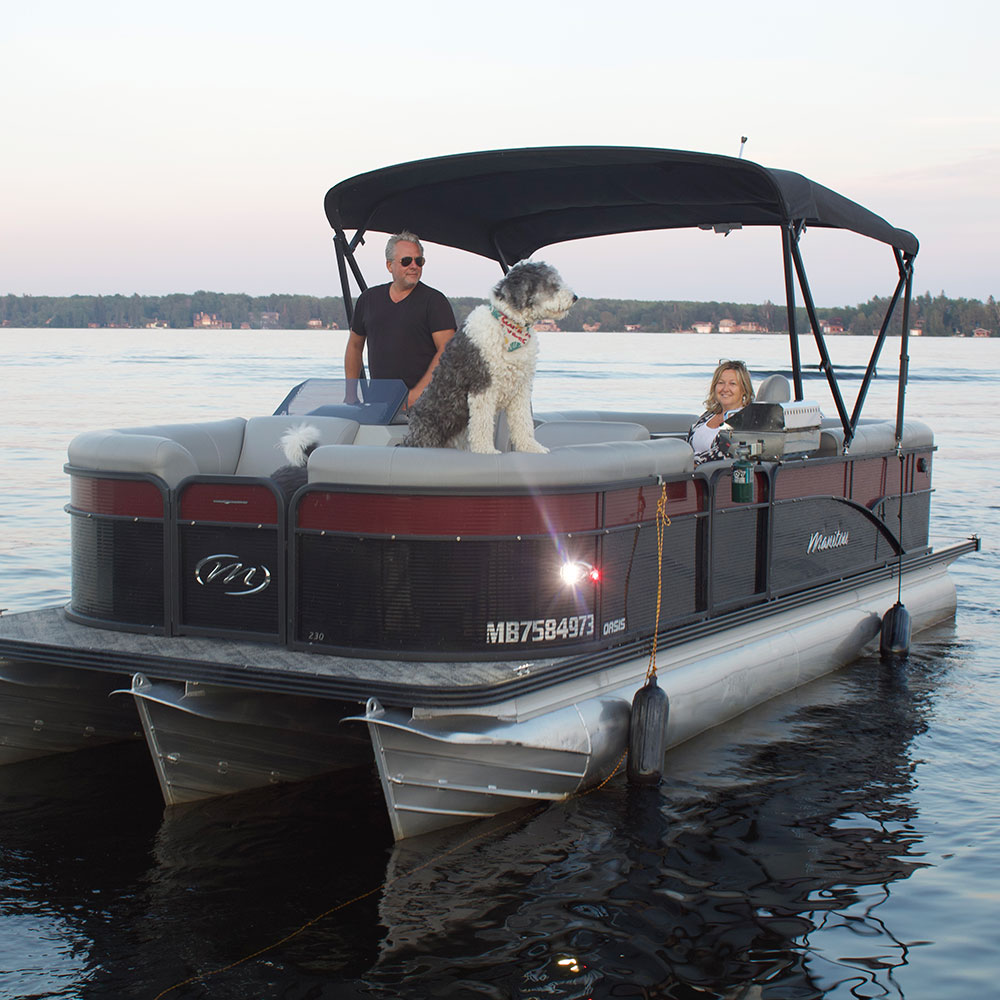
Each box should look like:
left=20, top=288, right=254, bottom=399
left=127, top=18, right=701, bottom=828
left=806, top=529, right=850, bottom=554
left=194, top=554, right=271, bottom=595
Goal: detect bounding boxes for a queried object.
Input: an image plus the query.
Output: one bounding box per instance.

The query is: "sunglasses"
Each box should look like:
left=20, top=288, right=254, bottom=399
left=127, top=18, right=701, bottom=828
left=718, top=359, right=748, bottom=370
left=397, top=256, right=425, bottom=267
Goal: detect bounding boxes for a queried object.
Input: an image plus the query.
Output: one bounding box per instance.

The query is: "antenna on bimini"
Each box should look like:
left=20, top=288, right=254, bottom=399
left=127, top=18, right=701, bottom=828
left=738, top=136, right=748, bottom=159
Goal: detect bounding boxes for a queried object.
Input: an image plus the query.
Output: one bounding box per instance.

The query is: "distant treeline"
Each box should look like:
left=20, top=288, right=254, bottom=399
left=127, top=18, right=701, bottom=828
left=2, top=290, right=997, bottom=337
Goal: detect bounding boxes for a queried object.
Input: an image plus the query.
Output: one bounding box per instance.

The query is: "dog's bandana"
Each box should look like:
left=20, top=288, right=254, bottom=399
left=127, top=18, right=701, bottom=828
left=490, top=306, right=532, bottom=353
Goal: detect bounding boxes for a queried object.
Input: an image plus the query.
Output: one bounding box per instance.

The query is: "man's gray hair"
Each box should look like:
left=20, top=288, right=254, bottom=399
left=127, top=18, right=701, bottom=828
left=385, top=231, right=424, bottom=262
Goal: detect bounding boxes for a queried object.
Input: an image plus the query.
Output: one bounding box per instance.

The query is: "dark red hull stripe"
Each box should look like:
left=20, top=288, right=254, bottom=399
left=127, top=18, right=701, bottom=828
left=300, top=481, right=701, bottom=536
left=298, top=491, right=598, bottom=535
left=179, top=483, right=279, bottom=525
left=773, top=453, right=931, bottom=505
left=605, top=482, right=699, bottom=521
left=70, top=476, right=164, bottom=519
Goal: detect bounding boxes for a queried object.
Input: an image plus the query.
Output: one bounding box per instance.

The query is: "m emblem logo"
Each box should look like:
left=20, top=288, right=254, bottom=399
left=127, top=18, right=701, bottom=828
left=194, top=554, right=271, bottom=596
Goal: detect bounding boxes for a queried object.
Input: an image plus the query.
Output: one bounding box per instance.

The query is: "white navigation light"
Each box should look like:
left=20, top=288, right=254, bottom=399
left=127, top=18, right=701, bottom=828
left=560, top=560, right=601, bottom=586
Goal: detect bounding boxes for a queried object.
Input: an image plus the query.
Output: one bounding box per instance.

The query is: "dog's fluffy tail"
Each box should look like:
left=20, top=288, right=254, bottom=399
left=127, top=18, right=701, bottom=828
left=280, top=423, right=322, bottom=467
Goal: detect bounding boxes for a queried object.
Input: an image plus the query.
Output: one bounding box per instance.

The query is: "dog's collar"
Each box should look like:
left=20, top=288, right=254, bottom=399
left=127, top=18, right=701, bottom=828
left=490, top=306, right=532, bottom=353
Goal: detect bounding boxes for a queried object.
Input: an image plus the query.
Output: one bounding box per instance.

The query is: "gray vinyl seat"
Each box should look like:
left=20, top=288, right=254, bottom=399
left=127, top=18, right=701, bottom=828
left=308, top=437, right=695, bottom=488
left=533, top=420, right=650, bottom=448
left=755, top=374, right=792, bottom=403
left=234, top=416, right=360, bottom=476
left=68, top=415, right=362, bottom=487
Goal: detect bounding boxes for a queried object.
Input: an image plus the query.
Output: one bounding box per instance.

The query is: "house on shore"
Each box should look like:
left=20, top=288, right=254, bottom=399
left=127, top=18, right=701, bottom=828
left=193, top=312, right=232, bottom=330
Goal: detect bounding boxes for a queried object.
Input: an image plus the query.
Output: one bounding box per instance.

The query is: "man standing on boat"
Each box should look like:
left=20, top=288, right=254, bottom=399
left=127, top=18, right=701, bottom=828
left=344, top=231, right=456, bottom=409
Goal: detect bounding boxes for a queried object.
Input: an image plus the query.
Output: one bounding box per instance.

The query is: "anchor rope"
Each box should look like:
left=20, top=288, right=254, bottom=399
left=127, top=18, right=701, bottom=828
left=644, top=481, right=671, bottom=682
left=592, top=748, right=629, bottom=790
left=150, top=807, right=535, bottom=1000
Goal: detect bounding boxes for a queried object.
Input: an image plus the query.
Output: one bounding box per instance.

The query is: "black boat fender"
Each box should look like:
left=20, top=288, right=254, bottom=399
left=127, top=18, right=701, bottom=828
left=627, top=675, right=670, bottom=785
left=880, top=600, right=911, bottom=661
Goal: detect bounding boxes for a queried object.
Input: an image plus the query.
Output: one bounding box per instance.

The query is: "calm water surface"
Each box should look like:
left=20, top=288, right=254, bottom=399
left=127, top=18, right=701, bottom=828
left=0, top=330, right=997, bottom=999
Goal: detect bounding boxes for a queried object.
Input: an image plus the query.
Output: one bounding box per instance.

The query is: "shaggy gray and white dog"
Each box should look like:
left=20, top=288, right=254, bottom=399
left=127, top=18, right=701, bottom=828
left=270, top=423, right=321, bottom=501
left=402, top=261, right=576, bottom=454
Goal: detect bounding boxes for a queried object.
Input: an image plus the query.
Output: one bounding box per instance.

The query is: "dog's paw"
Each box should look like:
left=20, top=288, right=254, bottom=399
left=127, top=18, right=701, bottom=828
left=469, top=444, right=501, bottom=455
left=517, top=440, right=549, bottom=454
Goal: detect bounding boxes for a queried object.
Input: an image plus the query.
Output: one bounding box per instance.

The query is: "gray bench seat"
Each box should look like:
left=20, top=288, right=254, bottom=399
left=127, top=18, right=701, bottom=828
left=535, top=410, right=697, bottom=436
left=68, top=416, right=361, bottom=487
left=308, top=436, right=695, bottom=489
left=532, top=419, right=650, bottom=447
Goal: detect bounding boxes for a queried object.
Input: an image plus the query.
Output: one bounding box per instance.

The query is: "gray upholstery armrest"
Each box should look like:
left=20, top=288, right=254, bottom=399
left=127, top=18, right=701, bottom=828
left=819, top=419, right=933, bottom=456
left=67, top=417, right=247, bottom=487
left=68, top=430, right=200, bottom=487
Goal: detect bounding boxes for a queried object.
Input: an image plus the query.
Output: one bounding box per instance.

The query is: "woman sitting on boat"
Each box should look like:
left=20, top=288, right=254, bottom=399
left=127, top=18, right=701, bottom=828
left=687, top=360, right=755, bottom=465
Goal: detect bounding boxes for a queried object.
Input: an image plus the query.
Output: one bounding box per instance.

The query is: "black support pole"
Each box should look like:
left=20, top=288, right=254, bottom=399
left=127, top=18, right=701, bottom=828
left=895, top=254, right=915, bottom=445
left=334, top=229, right=370, bottom=329
left=334, top=233, right=354, bottom=326
left=781, top=225, right=803, bottom=401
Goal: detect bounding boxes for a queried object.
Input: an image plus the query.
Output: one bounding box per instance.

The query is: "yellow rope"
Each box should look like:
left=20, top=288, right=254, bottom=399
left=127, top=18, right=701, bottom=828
left=645, top=481, right=670, bottom=682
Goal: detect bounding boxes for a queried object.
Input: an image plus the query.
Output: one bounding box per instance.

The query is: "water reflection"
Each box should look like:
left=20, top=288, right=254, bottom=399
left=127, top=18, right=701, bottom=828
left=0, top=742, right=162, bottom=999
left=361, top=646, right=945, bottom=999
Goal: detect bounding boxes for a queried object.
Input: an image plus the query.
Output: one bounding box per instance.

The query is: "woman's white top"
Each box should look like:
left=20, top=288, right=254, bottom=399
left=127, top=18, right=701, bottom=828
left=687, top=408, right=743, bottom=458
left=688, top=415, right=721, bottom=455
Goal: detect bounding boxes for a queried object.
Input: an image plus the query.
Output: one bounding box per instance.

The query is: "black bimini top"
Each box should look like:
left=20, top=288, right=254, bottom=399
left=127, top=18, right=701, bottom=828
left=324, top=146, right=918, bottom=265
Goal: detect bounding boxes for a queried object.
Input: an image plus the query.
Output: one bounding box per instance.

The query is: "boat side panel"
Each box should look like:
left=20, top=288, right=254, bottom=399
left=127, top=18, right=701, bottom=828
left=67, top=471, right=169, bottom=631
left=293, top=481, right=704, bottom=657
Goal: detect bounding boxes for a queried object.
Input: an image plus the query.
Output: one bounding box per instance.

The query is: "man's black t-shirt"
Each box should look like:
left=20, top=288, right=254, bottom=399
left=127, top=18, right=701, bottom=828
left=351, top=282, right=456, bottom=388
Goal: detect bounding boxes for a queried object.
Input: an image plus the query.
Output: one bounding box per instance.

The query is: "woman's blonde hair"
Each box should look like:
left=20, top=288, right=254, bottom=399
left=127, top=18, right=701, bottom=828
left=703, top=360, right=754, bottom=412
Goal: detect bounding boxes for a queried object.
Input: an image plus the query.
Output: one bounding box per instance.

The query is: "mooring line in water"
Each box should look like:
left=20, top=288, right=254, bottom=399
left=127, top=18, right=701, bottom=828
left=151, top=754, right=637, bottom=999
left=150, top=809, right=535, bottom=999
left=592, top=748, right=629, bottom=791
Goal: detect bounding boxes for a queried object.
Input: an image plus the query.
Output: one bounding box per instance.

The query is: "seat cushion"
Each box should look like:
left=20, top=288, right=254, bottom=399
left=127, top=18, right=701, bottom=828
left=235, top=416, right=361, bottom=476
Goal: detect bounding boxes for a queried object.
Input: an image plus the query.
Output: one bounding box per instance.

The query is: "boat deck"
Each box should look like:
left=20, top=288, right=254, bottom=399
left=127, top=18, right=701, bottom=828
left=0, top=605, right=565, bottom=708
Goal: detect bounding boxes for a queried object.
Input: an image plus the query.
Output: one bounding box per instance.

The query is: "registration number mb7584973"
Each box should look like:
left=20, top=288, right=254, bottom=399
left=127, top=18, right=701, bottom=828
left=485, top=615, right=595, bottom=645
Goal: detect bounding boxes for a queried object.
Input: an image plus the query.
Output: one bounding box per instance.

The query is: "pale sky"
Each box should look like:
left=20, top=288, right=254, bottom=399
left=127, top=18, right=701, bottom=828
left=3, top=0, right=997, bottom=306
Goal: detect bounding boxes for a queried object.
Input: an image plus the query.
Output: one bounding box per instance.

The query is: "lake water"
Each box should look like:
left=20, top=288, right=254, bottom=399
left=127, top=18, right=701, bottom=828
left=0, top=329, right=997, bottom=999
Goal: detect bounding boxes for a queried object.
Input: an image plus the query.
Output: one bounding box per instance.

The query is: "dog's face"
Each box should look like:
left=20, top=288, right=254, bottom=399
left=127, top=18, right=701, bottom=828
left=491, top=261, right=577, bottom=324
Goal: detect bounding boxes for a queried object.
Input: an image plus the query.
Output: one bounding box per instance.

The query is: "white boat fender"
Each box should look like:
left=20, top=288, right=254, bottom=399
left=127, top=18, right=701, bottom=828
left=627, top=675, right=670, bottom=786
left=879, top=600, right=911, bottom=661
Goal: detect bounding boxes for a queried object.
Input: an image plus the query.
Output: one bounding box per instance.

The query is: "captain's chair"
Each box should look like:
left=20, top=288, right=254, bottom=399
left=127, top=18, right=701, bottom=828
left=755, top=374, right=792, bottom=403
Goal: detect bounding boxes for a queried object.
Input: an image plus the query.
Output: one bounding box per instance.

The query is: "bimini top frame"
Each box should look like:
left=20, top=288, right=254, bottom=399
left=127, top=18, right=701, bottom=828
left=324, top=146, right=919, bottom=449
